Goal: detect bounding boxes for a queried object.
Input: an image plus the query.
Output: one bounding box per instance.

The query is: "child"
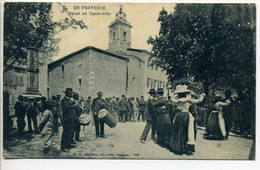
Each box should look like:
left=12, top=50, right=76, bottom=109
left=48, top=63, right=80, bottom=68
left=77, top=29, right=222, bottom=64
left=39, top=100, right=57, bottom=155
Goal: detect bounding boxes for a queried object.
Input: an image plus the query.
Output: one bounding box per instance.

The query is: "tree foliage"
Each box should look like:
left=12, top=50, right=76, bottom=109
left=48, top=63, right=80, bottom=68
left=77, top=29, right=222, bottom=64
left=149, top=4, right=255, bottom=98
left=4, top=2, right=88, bottom=73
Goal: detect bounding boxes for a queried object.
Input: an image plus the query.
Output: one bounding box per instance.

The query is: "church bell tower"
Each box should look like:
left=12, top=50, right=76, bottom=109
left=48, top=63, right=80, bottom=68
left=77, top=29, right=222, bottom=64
left=108, top=5, right=132, bottom=51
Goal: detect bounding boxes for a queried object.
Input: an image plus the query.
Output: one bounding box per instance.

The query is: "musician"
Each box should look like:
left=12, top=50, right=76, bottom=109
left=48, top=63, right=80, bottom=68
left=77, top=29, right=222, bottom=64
left=73, top=92, right=83, bottom=142
left=91, top=91, right=107, bottom=138
left=60, top=88, right=78, bottom=152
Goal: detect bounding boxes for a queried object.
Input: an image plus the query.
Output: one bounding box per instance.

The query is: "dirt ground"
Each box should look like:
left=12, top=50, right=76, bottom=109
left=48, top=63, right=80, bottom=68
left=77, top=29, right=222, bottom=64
left=3, top=122, right=254, bottom=160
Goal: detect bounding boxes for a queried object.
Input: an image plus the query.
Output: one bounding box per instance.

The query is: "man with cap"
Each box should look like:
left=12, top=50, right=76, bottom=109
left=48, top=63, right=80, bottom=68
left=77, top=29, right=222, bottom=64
left=14, top=95, right=26, bottom=138
left=91, top=91, right=107, bottom=138
left=60, top=88, right=78, bottom=152
left=140, top=89, right=157, bottom=143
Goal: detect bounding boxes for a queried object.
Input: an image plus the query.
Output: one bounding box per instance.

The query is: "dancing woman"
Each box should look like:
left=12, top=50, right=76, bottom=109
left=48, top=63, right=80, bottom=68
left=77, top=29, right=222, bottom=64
left=168, top=85, right=205, bottom=155
left=151, top=88, right=172, bottom=148
left=205, top=94, right=231, bottom=140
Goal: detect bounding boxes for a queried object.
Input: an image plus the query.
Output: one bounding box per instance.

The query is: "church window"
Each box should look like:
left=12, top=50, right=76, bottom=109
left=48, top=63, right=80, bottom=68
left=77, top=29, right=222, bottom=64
left=79, top=78, right=82, bottom=88
left=147, top=78, right=150, bottom=87
left=147, top=60, right=150, bottom=68
left=154, top=80, right=157, bottom=89
left=14, top=75, right=19, bottom=85
left=61, top=64, right=64, bottom=78
left=123, top=31, right=126, bottom=41
left=151, top=78, right=154, bottom=88
left=162, top=82, right=165, bottom=89
left=139, top=62, right=141, bottom=69
left=113, top=32, right=116, bottom=40
left=19, top=76, right=24, bottom=86
left=133, top=77, right=135, bottom=83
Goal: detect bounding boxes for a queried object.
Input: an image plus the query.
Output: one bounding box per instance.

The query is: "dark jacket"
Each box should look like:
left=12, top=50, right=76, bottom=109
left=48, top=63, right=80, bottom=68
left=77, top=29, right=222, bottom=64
left=144, top=97, right=155, bottom=120
left=14, top=101, right=26, bottom=119
left=61, top=97, right=76, bottom=123
left=151, top=97, right=167, bottom=114
left=138, top=98, right=146, bottom=112
left=119, top=98, right=128, bottom=111
left=91, top=98, right=107, bottom=114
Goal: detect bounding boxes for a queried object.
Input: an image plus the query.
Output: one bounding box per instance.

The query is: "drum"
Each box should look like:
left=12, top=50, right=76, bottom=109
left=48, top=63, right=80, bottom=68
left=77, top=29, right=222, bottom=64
left=79, top=113, right=92, bottom=126
left=98, top=109, right=117, bottom=128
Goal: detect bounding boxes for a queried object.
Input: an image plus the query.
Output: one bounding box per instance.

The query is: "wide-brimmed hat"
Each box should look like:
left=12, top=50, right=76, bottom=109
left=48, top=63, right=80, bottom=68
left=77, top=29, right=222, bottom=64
left=97, top=91, right=103, bottom=95
left=63, top=88, right=73, bottom=94
left=174, top=85, right=191, bottom=94
left=157, top=88, right=164, bottom=94
left=148, top=88, right=156, bottom=94
left=18, top=95, right=23, bottom=100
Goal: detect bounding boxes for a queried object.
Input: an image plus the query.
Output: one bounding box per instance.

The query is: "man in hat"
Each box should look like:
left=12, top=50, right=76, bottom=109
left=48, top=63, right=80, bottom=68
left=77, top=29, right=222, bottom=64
left=119, top=95, right=129, bottom=123
left=140, top=89, right=157, bottom=143
left=91, top=91, right=107, bottom=138
left=14, top=95, right=26, bottom=138
left=60, top=88, right=78, bottom=152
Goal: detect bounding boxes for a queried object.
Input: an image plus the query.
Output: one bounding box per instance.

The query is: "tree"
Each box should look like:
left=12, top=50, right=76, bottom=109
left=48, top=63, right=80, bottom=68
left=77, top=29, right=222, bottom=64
left=3, top=2, right=88, bottom=73
left=149, top=4, right=255, bottom=98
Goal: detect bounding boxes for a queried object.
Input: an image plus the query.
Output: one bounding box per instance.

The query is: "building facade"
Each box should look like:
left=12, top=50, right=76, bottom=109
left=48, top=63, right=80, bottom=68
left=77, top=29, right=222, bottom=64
left=48, top=6, right=168, bottom=100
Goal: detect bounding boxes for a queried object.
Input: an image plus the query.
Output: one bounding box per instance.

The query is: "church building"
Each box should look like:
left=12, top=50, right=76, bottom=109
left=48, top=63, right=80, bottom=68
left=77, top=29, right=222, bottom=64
left=48, top=6, right=168, bottom=99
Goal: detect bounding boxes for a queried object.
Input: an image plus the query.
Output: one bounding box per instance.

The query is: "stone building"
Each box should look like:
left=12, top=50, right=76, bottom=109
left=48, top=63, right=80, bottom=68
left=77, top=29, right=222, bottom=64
left=48, top=6, right=168, bottom=99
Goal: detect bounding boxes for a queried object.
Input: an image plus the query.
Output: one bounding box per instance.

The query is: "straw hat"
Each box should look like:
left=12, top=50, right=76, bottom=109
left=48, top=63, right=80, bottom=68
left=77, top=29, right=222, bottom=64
left=174, top=85, right=191, bottom=94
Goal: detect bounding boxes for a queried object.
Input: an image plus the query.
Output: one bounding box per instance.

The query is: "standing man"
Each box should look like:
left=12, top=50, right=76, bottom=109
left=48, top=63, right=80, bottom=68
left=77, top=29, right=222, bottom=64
left=26, top=99, right=40, bottom=134
left=138, top=96, right=146, bottom=122
left=14, top=95, right=26, bottom=138
left=60, top=88, right=78, bottom=152
left=119, top=95, right=128, bottom=123
left=140, top=89, right=157, bottom=143
left=72, top=92, right=83, bottom=142
left=114, top=97, right=120, bottom=121
left=91, top=91, right=107, bottom=138
left=131, top=97, right=139, bottom=122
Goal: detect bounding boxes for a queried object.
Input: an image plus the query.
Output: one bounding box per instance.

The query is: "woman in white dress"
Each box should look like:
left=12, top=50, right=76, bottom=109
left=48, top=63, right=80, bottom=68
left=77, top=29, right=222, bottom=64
left=168, top=85, right=205, bottom=155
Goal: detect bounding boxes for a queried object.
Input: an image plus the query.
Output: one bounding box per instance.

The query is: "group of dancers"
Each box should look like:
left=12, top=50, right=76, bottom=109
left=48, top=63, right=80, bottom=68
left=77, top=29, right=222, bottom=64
left=140, top=85, right=208, bottom=156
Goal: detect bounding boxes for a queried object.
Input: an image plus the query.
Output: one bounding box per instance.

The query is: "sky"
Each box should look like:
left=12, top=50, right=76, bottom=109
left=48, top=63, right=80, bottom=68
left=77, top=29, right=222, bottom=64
left=51, top=3, right=175, bottom=61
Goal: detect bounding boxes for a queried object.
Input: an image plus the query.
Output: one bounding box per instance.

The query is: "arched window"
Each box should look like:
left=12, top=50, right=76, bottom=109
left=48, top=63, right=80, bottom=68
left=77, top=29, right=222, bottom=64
left=113, top=32, right=116, bottom=40
left=61, top=64, right=64, bottom=78
left=123, top=31, right=126, bottom=41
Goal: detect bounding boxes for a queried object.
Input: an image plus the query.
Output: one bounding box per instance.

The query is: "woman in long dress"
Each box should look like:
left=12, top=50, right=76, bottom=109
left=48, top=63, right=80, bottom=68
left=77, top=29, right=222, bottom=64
left=151, top=88, right=172, bottom=148
left=168, top=85, right=205, bottom=155
left=205, top=94, right=231, bottom=140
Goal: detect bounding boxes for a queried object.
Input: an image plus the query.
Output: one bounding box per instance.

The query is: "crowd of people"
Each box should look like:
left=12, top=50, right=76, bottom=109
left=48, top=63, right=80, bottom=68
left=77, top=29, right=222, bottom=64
left=13, top=87, right=148, bottom=154
left=12, top=85, right=252, bottom=156
left=138, top=85, right=249, bottom=156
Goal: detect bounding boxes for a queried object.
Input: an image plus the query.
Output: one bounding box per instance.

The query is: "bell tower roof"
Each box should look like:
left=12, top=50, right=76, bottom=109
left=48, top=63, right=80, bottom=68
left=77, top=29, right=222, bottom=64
left=108, top=5, right=132, bottom=28
left=108, top=5, right=132, bottom=51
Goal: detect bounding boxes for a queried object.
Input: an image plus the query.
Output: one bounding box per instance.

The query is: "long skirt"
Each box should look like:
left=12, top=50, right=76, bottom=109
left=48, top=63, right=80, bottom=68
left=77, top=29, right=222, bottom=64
left=168, top=111, right=195, bottom=155
left=206, top=111, right=226, bottom=139
left=156, top=113, right=172, bottom=148
left=42, top=130, right=54, bottom=149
